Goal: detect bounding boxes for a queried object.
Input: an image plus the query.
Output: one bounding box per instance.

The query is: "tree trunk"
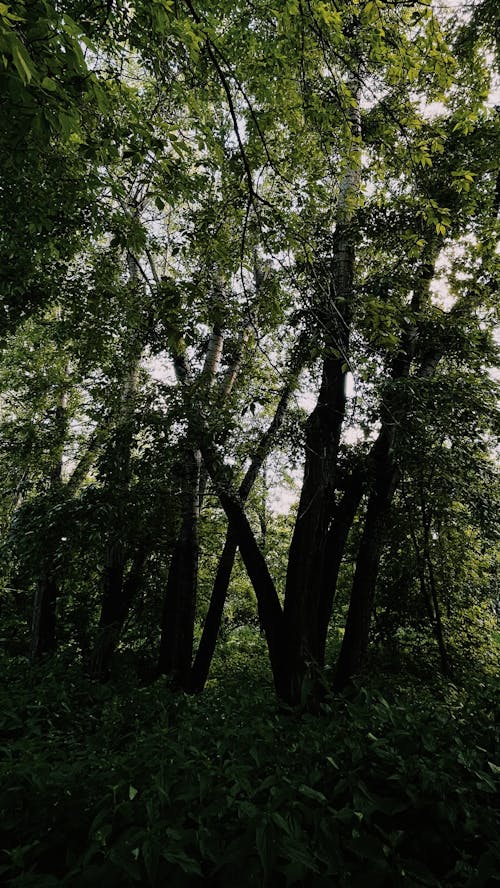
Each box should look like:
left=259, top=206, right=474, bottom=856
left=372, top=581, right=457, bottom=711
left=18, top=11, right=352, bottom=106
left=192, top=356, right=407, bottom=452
left=189, top=362, right=302, bottom=693
left=30, top=573, right=58, bottom=660
left=281, top=73, right=361, bottom=700
left=316, top=472, right=365, bottom=666
left=189, top=527, right=238, bottom=692
left=420, top=497, right=450, bottom=676
left=90, top=545, right=148, bottom=679
left=403, top=480, right=450, bottom=675
left=157, top=449, right=201, bottom=686
left=283, top=230, right=354, bottom=695
left=333, top=439, right=400, bottom=691
left=199, top=437, right=290, bottom=699
left=89, top=256, right=143, bottom=677
left=332, top=245, right=441, bottom=690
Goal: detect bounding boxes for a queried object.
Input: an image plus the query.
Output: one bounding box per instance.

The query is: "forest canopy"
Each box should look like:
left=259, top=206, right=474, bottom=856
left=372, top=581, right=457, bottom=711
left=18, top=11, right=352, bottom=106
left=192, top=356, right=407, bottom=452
left=0, top=0, right=499, bottom=885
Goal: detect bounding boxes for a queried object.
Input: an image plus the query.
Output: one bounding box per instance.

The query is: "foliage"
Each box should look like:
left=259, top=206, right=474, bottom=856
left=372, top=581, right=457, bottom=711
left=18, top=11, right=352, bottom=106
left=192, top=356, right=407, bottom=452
left=0, top=0, right=499, bottom=880
left=1, top=653, right=499, bottom=887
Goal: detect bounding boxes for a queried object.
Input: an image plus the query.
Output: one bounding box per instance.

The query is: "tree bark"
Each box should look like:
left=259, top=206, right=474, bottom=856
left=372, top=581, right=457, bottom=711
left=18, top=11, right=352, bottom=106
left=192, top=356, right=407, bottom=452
left=420, top=489, right=450, bottom=676
left=199, top=439, right=290, bottom=699
left=316, top=472, right=365, bottom=666
left=157, top=449, right=201, bottom=686
left=283, top=230, right=354, bottom=695
left=332, top=246, right=441, bottom=690
left=402, top=478, right=450, bottom=675
left=281, top=73, right=362, bottom=700
left=30, top=574, right=58, bottom=660
left=188, top=526, right=238, bottom=692
left=189, top=367, right=299, bottom=692
left=90, top=544, right=149, bottom=679
left=333, top=434, right=400, bottom=691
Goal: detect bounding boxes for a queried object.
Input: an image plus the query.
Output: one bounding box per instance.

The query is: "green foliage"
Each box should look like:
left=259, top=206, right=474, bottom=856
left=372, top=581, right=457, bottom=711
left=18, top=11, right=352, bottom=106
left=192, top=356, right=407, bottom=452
left=0, top=654, right=499, bottom=887
left=0, top=1, right=498, bottom=881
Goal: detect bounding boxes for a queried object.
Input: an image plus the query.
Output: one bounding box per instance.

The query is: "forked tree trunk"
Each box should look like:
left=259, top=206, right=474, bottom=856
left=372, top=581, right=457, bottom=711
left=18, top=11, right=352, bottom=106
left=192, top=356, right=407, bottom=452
left=332, top=247, right=440, bottom=691
left=189, top=364, right=300, bottom=692
left=156, top=312, right=225, bottom=686
left=188, top=526, right=238, bottom=692
left=199, top=436, right=291, bottom=699
left=283, top=233, right=354, bottom=700
left=316, top=473, right=365, bottom=666
left=334, top=442, right=400, bottom=691
left=282, top=73, right=362, bottom=702
left=90, top=545, right=148, bottom=679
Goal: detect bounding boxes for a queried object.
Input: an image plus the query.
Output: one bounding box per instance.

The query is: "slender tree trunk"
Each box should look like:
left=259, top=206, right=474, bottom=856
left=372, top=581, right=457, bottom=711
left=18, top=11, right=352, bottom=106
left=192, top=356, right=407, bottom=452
left=189, top=360, right=302, bottom=693
left=199, top=437, right=290, bottom=699
left=158, top=449, right=201, bottom=686
left=188, top=527, right=238, bottom=692
left=403, top=480, right=449, bottom=675
left=332, top=245, right=441, bottom=690
left=217, top=486, right=290, bottom=699
left=90, top=545, right=148, bottom=678
left=156, top=319, right=223, bottom=685
left=420, top=499, right=450, bottom=676
left=30, top=409, right=112, bottom=661
left=333, top=435, right=400, bottom=691
left=30, top=574, right=58, bottom=660
left=316, top=473, right=365, bottom=666
left=89, top=381, right=138, bottom=678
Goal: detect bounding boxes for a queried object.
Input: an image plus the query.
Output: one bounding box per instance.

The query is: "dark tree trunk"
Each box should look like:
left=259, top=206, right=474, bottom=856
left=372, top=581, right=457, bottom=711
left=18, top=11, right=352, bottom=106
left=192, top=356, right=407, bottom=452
left=403, top=481, right=450, bottom=676
left=189, top=366, right=301, bottom=694
left=30, top=574, right=58, bottom=660
left=90, top=551, right=125, bottom=678
left=158, top=449, right=201, bottom=687
left=333, top=443, right=400, bottom=691
left=421, top=504, right=450, bottom=676
left=89, top=338, right=141, bottom=677
left=332, top=250, right=441, bottom=691
left=284, top=229, right=354, bottom=694
left=189, top=527, right=238, bottom=693
left=426, top=558, right=449, bottom=675
left=316, top=473, right=365, bottom=666
left=90, top=545, right=148, bottom=679
left=217, top=486, right=290, bottom=700
left=200, top=436, right=290, bottom=699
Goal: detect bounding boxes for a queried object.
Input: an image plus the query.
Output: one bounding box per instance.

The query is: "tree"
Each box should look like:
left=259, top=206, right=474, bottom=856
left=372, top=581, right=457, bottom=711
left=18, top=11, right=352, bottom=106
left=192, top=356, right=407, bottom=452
left=0, top=0, right=497, bottom=705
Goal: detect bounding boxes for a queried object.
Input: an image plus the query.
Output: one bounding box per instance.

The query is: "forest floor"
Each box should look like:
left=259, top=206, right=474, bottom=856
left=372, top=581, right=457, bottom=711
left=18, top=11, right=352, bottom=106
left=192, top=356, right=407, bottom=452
left=1, top=644, right=499, bottom=887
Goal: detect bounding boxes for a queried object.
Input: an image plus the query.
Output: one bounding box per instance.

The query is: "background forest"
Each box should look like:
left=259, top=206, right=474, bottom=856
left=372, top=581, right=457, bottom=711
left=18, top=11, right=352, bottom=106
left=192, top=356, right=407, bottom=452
left=0, top=0, right=499, bottom=885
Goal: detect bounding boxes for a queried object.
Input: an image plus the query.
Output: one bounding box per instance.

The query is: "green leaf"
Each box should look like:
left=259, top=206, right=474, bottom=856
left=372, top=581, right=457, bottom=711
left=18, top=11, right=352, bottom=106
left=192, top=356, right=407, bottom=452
left=12, top=40, right=34, bottom=84
left=298, top=784, right=327, bottom=802
left=41, top=76, right=57, bottom=92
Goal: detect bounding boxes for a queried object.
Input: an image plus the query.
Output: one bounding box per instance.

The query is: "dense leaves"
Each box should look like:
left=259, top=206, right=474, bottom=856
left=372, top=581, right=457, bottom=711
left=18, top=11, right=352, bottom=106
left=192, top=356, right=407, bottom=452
left=0, top=0, right=499, bottom=882
left=1, top=652, right=499, bottom=887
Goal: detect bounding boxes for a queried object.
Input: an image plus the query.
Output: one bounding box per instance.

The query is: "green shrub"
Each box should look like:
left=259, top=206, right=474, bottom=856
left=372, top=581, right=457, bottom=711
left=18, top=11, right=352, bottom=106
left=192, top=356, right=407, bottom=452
left=1, top=653, right=499, bottom=886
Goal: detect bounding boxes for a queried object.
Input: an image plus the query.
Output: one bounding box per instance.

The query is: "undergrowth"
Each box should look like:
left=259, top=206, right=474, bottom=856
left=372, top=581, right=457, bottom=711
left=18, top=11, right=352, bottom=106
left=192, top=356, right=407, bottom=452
left=1, top=652, right=499, bottom=887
